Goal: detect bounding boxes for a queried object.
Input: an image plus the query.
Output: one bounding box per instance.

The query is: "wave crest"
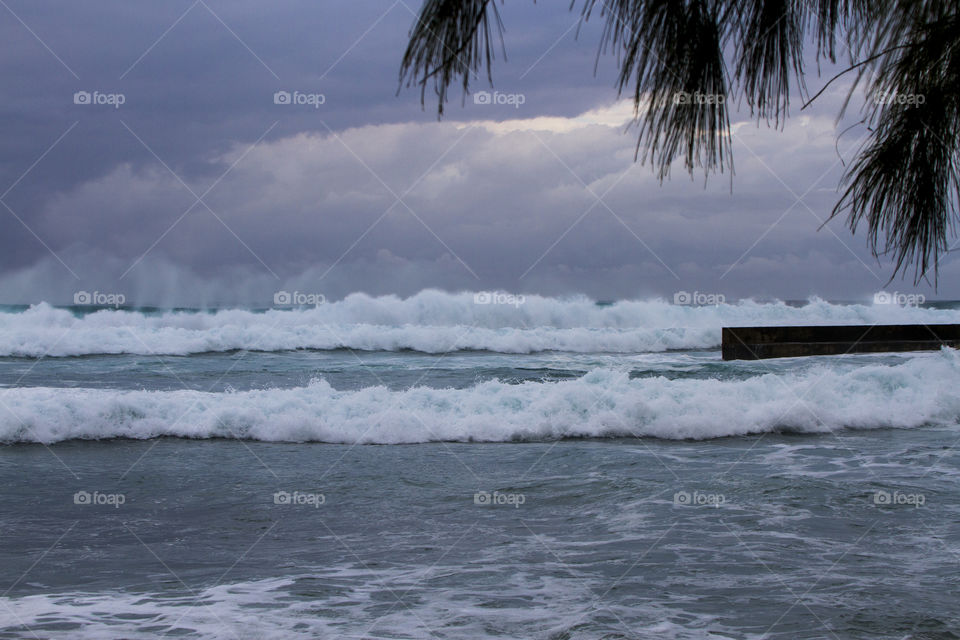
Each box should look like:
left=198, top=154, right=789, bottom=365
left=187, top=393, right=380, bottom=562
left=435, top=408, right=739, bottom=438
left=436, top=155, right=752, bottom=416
left=4, top=349, right=959, bottom=444
left=1, top=291, right=957, bottom=357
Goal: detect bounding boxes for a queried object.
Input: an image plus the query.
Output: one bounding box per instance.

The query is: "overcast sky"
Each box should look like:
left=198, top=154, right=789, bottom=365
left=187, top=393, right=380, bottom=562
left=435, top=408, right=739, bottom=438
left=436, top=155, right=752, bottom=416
left=0, top=0, right=956, bottom=306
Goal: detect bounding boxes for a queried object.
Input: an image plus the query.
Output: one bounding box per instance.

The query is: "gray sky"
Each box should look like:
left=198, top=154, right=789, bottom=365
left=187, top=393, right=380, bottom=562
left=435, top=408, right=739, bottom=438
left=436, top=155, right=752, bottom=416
left=1, top=0, right=956, bottom=306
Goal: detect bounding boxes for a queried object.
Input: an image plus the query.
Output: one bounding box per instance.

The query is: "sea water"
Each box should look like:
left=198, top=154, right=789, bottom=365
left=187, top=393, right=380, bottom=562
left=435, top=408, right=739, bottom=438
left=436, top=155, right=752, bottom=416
left=1, top=291, right=958, bottom=639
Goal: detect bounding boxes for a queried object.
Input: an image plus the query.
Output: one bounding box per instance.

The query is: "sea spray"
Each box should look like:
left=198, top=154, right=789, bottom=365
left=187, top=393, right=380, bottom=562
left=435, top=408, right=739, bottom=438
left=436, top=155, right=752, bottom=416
left=0, top=291, right=957, bottom=357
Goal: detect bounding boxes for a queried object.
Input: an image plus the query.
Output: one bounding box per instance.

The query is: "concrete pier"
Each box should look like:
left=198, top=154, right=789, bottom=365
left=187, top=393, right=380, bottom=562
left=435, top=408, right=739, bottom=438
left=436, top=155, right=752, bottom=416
left=721, top=324, right=960, bottom=360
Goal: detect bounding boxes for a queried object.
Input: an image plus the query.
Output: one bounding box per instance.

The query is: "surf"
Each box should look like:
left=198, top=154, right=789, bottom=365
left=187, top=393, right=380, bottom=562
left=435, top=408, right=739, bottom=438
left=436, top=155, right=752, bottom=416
left=0, top=290, right=956, bottom=357
left=3, top=348, right=958, bottom=444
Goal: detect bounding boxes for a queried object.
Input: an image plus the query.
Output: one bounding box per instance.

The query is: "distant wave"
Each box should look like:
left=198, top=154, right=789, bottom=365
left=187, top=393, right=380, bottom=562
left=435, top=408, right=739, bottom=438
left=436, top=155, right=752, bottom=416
left=0, top=290, right=957, bottom=357
left=4, top=349, right=958, bottom=444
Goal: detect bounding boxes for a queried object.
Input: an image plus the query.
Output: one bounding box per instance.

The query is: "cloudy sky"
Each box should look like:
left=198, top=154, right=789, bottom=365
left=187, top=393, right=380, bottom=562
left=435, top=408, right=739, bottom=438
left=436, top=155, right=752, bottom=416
left=0, top=0, right=956, bottom=306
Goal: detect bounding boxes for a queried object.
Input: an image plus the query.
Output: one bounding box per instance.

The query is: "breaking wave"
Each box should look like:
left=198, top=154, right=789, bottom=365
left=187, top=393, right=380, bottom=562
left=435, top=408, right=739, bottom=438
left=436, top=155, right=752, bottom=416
left=3, top=348, right=958, bottom=444
left=0, top=290, right=956, bottom=357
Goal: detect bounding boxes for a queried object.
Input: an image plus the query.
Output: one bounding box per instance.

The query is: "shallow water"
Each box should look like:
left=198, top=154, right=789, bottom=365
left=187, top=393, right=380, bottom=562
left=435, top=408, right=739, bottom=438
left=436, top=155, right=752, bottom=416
left=1, top=433, right=958, bottom=639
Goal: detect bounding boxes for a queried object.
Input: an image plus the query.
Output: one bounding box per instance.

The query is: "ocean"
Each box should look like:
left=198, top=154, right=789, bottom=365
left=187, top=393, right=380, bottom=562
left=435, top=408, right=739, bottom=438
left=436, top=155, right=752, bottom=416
left=1, top=290, right=958, bottom=639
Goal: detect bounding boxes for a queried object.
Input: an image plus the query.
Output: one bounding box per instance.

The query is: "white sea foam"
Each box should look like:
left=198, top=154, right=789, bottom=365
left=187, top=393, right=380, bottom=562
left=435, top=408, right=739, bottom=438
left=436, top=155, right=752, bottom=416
left=0, top=569, right=741, bottom=640
left=0, top=290, right=957, bottom=356
left=3, top=349, right=958, bottom=444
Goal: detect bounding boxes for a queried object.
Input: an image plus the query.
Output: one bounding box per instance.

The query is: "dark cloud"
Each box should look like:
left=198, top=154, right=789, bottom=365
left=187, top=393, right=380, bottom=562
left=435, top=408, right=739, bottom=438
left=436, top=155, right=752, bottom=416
left=0, top=1, right=955, bottom=304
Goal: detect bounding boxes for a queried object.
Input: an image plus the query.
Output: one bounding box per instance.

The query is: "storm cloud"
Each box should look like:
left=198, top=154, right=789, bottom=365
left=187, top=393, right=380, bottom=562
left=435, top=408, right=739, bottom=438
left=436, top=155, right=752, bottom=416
left=0, top=0, right=955, bottom=305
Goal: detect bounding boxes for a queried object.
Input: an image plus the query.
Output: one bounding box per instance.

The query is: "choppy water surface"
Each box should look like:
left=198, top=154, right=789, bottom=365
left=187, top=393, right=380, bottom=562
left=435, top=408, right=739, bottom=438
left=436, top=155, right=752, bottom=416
left=0, top=293, right=958, bottom=638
